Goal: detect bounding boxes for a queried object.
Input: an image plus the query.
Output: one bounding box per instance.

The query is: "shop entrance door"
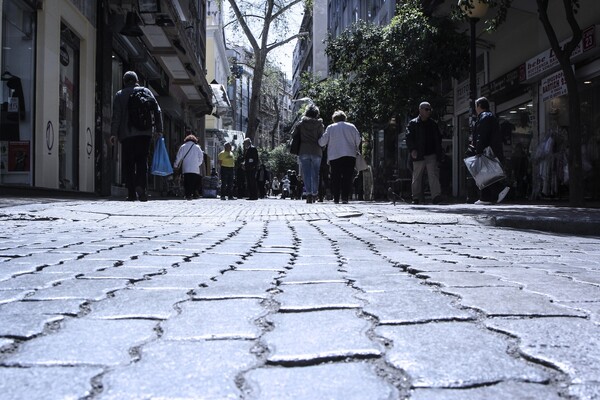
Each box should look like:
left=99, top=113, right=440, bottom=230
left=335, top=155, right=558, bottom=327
left=58, top=23, right=80, bottom=190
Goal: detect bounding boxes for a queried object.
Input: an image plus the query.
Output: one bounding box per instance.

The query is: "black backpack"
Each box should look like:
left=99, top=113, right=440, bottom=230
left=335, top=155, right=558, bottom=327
left=128, top=87, right=156, bottom=130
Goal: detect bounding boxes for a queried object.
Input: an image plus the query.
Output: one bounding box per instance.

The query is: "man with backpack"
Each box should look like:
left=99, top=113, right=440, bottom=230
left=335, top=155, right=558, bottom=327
left=109, top=71, right=163, bottom=201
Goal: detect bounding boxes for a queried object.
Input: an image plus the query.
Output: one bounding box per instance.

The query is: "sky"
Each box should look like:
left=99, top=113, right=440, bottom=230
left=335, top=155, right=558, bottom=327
left=222, top=1, right=304, bottom=79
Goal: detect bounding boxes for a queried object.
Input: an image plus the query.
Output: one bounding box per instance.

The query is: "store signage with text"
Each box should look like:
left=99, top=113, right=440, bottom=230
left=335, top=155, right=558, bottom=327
left=526, top=25, right=596, bottom=80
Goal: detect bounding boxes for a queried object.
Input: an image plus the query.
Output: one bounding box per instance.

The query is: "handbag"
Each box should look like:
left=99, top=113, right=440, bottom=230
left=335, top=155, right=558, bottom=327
left=151, top=137, right=174, bottom=176
left=355, top=153, right=368, bottom=171
left=173, top=143, right=194, bottom=177
left=463, top=146, right=505, bottom=189
left=289, top=131, right=301, bottom=155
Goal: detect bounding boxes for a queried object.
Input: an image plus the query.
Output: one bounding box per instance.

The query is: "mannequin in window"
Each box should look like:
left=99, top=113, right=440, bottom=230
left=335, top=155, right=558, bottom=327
left=1, top=71, right=25, bottom=141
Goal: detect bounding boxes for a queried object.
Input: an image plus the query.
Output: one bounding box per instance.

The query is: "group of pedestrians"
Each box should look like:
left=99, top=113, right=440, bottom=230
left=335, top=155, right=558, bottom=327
left=292, top=106, right=362, bottom=204
left=108, top=71, right=507, bottom=206
left=405, top=98, right=509, bottom=205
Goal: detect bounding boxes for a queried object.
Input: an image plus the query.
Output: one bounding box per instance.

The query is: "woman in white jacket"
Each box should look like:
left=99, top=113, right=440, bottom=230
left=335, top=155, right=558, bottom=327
left=174, top=134, right=204, bottom=200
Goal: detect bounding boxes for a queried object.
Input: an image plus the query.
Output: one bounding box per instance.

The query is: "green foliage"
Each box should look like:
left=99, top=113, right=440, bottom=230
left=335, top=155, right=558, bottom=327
left=309, top=0, right=469, bottom=131
left=261, top=144, right=298, bottom=177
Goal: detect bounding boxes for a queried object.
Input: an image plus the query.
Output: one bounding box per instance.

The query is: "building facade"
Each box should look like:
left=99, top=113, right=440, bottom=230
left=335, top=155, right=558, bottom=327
left=0, top=0, right=213, bottom=195
left=293, top=0, right=600, bottom=202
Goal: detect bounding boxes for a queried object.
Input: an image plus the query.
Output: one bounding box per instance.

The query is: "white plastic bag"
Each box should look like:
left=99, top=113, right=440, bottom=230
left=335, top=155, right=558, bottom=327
left=463, top=147, right=505, bottom=189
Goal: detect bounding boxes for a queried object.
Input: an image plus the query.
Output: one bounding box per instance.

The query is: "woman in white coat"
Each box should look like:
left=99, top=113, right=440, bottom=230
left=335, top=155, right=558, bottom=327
left=174, top=134, right=204, bottom=200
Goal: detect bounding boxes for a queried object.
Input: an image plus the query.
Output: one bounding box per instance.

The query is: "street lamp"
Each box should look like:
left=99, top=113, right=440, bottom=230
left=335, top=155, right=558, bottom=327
left=458, top=0, right=489, bottom=126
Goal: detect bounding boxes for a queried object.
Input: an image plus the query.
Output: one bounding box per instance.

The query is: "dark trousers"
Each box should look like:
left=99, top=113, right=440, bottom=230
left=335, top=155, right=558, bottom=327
left=220, top=167, right=234, bottom=198
left=183, top=173, right=200, bottom=198
left=245, top=167, right=258, bottom=199
left=330, top=156, right=355, bottom=202
left=480, top=179, right=506, bottom=203
left=121, top=135, right=151, bottom=196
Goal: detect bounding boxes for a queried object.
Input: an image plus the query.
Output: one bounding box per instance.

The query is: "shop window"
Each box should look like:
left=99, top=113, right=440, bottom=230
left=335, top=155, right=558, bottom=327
left=1, top=0, right=35, bottom=184
left=497, top=103, right=534, bottom=200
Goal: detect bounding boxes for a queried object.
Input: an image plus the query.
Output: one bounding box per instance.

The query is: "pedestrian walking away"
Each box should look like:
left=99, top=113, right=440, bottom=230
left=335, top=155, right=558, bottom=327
left=243, top=138, right=259, bottom=200
left=319, top=110, right=361, bottom=204
left=218, top=142, right=236, bottom=200
left=293, top=104, right=324, bottom=203
left=405, top=101, right=444, bottom=204
left=472, top=96, right=511, bottom=205
left=174, top=134, right=204, bottom=200
left=108, top=71, right=163, bottom=201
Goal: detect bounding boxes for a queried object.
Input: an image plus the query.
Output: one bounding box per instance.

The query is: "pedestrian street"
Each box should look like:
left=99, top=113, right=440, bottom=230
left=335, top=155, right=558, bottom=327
left=0, top=198, right=599, bottom=399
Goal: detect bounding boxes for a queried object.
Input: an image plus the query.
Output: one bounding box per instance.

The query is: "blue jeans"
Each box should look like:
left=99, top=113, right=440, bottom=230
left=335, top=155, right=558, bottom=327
left=299, top=154, right=322, bottom=196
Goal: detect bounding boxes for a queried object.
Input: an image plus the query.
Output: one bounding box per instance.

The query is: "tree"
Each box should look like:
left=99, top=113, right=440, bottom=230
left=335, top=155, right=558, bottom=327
left=461, top=0, right=585, bottom=205
left=303, top=1, right=468, bottom=133
left=225, top=0, right=308, bottom=141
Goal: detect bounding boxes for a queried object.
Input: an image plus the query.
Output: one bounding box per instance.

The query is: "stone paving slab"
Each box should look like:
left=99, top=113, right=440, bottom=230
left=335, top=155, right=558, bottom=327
left=79, top=266, right=162, bottom=280
left=415, top=271, right=519, bottom=288
left=130, top=274, right=212, bottom=289
left=120, top=255, right=187, bottom=269
left=234, top=253, right=293, bottom=271
left=358, top=289, right=473, bottom=324
left=4, top=318, right=157, bottom=367
left=0, top=272, right=74, bottom=290
left=244, top=362, right=399, bottom=399
left=0, top=264, right=39, bottom=281
left=27, top=278, right=129, bottom=301
left=0, top=338, right=13, bottom=350
left=410, top=381, right=562, bottom=400
left=376, top=322, right=551, bottom=388
left=89, top=287, right=189, bottom=320
left=0, top=313, right=64, bottom=338
left=263, top=310, right=382, bottom=365
left=275, top=282, right=361, bottom=311
left=41, top=259, right=118, bottom=274
left=0, top=299, right=85, bottom=315
left=486, top=317, right=600, bottom=383
left=0, top=366, right=104, bottom=400
left=161, top=298, right=266, bottom=340
left=441, top=286, right=588, bottom=317
left=98, top=340, right=256, bottom=400
left=0, top=289, right=30, bottom=305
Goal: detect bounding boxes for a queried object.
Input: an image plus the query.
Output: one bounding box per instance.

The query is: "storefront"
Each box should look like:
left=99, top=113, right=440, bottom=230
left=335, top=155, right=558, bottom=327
left=1, top=0, right=36, bottom=185
left=1, top=0, right=96, bottom=191
left=524, top=24, right=600, bottom=201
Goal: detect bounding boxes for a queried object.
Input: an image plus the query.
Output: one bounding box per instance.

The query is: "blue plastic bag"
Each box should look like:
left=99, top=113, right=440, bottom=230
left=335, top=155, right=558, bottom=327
left=151, top=137, right=174, bottom=176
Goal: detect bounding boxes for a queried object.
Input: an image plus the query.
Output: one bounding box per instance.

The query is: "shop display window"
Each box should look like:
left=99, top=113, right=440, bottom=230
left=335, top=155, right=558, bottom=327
left=497, top=103, right=534, bottom=200
left=1, top=0, right=35, bottom=183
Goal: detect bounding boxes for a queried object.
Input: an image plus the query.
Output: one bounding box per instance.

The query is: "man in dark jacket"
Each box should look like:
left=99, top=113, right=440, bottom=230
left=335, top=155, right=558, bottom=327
left=243, top=138, right=259, bottom=200
left=473, top=97, right=510, bottom=205
left=109, top=71, right=163, bottom=201
left=405, top=101, right=444, bottom=204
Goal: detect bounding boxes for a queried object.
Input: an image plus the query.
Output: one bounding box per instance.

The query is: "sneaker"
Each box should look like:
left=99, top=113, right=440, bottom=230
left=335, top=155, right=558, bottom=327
left=411, top=199, right=420, bottom=204
left=497, top=187, right=510, bottom=204
left=474, top=200, right=493, bottom=205
left=432, top=195, right=442, bottom=204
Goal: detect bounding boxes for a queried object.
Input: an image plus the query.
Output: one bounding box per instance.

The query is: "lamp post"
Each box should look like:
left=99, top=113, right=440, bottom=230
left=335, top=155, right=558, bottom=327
left=458, top=0, right=489, bottom=126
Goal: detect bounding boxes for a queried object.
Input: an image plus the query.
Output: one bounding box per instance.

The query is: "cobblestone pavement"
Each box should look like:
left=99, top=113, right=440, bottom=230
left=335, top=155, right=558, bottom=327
left=0, top=197, right=599, bottom=399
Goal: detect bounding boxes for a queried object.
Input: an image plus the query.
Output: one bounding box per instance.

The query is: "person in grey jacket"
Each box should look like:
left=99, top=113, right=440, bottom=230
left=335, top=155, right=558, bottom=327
left=109, top=71, right=163, bottom=201
left=293, top=104, right=324, bottom=203
left=318, top=110, right=361, bottom=204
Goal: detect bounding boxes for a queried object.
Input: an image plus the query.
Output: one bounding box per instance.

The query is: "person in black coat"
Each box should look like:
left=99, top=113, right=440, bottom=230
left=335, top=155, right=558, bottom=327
left=405, top=101, right=444, bottom=204
left=243, top=138, right=259, bottom=200
left=473, top=97, right=510, bottom=204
